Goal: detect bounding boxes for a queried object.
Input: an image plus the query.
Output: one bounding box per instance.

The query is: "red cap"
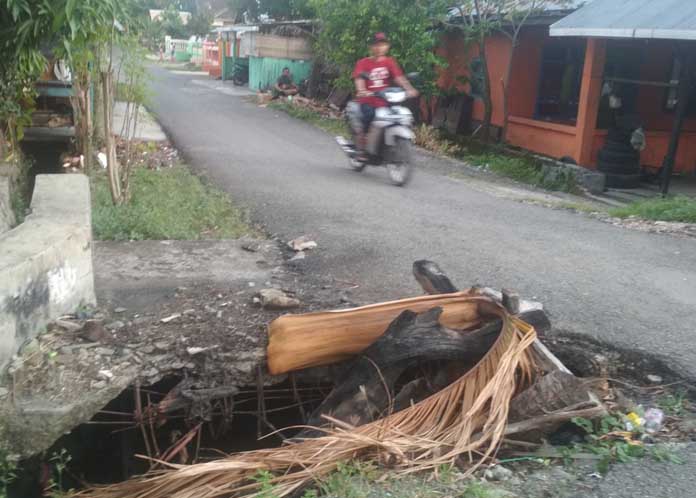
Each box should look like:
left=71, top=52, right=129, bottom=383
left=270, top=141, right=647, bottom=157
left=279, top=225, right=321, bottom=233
left=371, top=32, right=389, bottom=45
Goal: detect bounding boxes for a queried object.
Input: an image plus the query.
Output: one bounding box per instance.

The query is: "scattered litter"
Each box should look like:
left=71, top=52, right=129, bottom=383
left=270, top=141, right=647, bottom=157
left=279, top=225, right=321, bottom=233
left=289, top=251, right=306, bottom=261
left=186, top=346, right=218, bottom=356
left=160, top=313, right=181, bottom=324
left=644, top=407, right=665, bottom=434
left=646, top=374, right=663, bottom=384
left=484, top=465, right=513, bottom=482
left=97, top=152, right=108, bottom=169
left=288, top=236, right=317, bottom=252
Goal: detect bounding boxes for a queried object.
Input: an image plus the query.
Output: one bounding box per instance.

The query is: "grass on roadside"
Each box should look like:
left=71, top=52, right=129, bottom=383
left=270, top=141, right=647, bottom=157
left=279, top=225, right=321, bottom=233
left=268, top=101, right=578, bottom=194
left=269, top=100, right=350, bottom=137
left=257, top=461, right=507, bottom=498
left=91, top=165, right=253, bottom=241
left=415, top=125, right=578, bottom=193
left=609, top=195, right=696, bottom=224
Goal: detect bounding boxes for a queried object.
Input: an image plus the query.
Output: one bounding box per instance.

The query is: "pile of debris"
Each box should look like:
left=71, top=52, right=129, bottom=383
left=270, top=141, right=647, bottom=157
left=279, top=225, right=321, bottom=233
left=71, top=261, right=616, bottom=498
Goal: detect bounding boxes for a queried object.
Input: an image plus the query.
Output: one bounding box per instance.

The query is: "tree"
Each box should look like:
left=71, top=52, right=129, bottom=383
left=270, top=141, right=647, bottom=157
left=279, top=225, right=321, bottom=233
left=453, top=1, right=501, bottom=141
left=187, top=9, right=213, bottom=37
left=160, top=4, right=188, bottom=38
left=310, top=0, right=449, bottom=96
left=498, top=0, right=570, bottom=142
left=226, top=0, right=313, bottom=22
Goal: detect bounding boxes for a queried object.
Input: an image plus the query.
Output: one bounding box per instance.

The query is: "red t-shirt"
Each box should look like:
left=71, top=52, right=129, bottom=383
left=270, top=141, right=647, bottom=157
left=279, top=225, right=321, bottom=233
left=353, top=56, right=404, bottom=107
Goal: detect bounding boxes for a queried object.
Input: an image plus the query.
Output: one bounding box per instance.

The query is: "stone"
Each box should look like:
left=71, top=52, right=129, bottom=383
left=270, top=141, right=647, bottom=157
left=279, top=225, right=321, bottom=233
left=141, top=345, right=155, bottom=354
left=154, top=341, right=170, bottom=351
left=288, top=236, right=317, bottom=252
left=257, top=288, right=301, bottom=310
left=54, top=319, right=83, bottom=333
left=95, top=348, right=115, bottom=356
left=241, top=239, right=263, bottom=252
left=646, top=374, right=663, bottom=384
left=106, top=320, right=125, bottom=331
left=97, top=369, right=114, bottom=381
left=81, top=320, right=110, bottom=343
left=484, top=465, right=513, bottom=482
left=114, top=307, right=127, bottom=313
left=289, top=251, right=306, bottom=261
left=0, top=387, right=9, bottom=398
left=92, top=381, right=108, bottom=389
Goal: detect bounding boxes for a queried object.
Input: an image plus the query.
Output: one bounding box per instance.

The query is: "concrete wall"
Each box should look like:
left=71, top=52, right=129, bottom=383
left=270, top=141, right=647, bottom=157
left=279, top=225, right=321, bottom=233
left=0, top=177, right=14, bottom=234
left=0, top=174, right=95, bottom=371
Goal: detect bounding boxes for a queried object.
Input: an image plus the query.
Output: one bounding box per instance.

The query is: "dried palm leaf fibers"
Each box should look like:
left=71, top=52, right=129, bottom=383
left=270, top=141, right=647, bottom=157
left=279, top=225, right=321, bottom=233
left=267, top=290, right=484, bottom=374
left=74, top=296, right=538, bottom=498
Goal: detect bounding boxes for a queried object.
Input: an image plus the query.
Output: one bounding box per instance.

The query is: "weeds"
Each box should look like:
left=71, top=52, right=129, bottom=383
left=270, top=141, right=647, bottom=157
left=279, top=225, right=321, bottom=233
left=657, top=391, right=688, bottom=416
left=609, top=195, right=696, bottom=223
left=252, top=470, right=279, bottom=498
left=269, top=100, right=349, bottom=137
left=0, top=451, right=17, bottom=498
left=415, top=124, right=461, bottom=156
left=91, top=165, right=253, bottom=241
left=319, top=461, right=377, bottom=498
left=567, top=414, right=685, bottom=474
left=45, top=449, right=73, bottom=498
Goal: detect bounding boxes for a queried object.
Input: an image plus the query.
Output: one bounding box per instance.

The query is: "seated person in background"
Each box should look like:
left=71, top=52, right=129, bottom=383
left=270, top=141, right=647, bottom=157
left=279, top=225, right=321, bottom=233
left=274, top=67, right=298, bottom=97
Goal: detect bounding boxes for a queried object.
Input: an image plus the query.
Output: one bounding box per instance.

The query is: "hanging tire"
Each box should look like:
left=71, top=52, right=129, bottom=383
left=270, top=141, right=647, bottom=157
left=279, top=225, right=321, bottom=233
left=604, top=173, right=641, bottom=189
left=602, top=141, right=636, bottom=154
left=598, top=149, right=640, bottom=165
left=387, top=138, right=414, bottom=186
left=598, top=160, right=641, bottom=175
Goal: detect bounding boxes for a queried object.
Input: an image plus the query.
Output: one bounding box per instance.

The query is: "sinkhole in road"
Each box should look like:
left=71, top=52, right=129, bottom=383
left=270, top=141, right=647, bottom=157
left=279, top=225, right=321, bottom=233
left=10, top=375, right=333, bottom=498
left=8, top=334, right=694, bottom=498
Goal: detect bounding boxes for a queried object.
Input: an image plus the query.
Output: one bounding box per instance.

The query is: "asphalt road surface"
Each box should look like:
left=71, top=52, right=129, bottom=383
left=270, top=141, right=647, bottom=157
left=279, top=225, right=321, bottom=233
left=148, top=67, right=696, bottom=381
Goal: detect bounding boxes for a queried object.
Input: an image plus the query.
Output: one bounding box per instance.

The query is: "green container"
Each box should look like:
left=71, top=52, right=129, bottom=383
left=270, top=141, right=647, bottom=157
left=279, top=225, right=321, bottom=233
left=175, top=51, right=191, bottom=63
left=248, top=57, right=312, bottom=91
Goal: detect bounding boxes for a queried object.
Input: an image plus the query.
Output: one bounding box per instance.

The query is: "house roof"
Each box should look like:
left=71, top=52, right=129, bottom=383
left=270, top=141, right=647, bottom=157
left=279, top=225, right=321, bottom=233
left=447, top=1, right=592, bottom=28
left=149, top=9, right=192, bottom=25
left=550, top=0, right=696, bottom=40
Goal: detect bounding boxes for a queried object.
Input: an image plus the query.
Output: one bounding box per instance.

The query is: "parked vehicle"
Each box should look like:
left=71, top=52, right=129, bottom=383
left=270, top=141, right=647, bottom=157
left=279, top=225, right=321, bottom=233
left=336, top=86, right=415, bottom=186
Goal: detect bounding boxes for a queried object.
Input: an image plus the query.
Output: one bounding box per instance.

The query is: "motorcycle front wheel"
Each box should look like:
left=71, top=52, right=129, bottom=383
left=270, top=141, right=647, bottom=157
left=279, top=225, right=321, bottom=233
left=386, top=138, right=414, bottom=186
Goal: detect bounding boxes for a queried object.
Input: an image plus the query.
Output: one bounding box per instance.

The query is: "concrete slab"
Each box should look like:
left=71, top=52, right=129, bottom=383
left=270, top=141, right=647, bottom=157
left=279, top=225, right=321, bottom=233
left=94, top=238, right=280, bottom=312
left=0, top=174, right=95, bottom=372
left=113, top=101, right=167, bottom=142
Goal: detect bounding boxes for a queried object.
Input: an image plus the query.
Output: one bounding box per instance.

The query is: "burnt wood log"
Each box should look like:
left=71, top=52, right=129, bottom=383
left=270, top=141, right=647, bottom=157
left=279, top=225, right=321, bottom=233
left=411, top=261, right=599, bottom=435
left=297, top=308, right=501, bottom=438
left=413, top=260, right=458, bottom=294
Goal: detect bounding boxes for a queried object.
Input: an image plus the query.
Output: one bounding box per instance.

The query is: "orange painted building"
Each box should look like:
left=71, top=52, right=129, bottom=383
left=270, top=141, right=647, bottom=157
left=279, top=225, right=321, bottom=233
left=437, top=27, right=696, bottom=175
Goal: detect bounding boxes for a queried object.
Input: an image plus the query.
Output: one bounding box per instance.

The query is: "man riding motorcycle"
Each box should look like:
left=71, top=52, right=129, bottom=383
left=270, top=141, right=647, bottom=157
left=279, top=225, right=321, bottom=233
left=349, top=32, right=419, bottom=159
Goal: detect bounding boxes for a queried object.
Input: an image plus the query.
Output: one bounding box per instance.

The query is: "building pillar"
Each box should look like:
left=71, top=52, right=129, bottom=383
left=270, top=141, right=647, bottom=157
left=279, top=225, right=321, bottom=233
left=574, top=38, right=606, bottom=167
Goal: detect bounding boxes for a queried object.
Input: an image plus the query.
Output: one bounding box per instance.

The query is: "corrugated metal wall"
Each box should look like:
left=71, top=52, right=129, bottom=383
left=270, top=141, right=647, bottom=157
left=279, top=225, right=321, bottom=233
left=248, top=57, right=313, bottom=91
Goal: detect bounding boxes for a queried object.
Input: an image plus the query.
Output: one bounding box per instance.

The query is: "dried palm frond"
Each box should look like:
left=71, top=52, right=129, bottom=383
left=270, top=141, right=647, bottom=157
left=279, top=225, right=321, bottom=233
left=268, top=290, right=484, bottom=375
left=75, top=296, right=538, bottom=498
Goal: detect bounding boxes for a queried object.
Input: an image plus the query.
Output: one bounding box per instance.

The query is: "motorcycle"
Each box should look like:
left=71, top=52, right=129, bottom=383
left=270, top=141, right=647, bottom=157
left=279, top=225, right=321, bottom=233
left=336, top=82, right=416, bottom=187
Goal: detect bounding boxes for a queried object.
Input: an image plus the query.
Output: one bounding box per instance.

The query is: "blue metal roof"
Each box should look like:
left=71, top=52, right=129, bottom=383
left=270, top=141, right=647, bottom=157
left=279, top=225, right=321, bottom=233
left=550, top=0, right=696, bottom=40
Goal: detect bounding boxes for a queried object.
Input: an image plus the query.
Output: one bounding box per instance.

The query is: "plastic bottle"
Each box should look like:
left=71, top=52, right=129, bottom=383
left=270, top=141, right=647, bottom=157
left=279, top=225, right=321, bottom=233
left=643, top=408, right=665, bottom=434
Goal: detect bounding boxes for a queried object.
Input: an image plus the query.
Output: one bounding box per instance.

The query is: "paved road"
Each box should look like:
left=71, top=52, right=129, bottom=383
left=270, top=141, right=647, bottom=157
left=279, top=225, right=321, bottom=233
left=148, top=67, right=696, bottom=380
